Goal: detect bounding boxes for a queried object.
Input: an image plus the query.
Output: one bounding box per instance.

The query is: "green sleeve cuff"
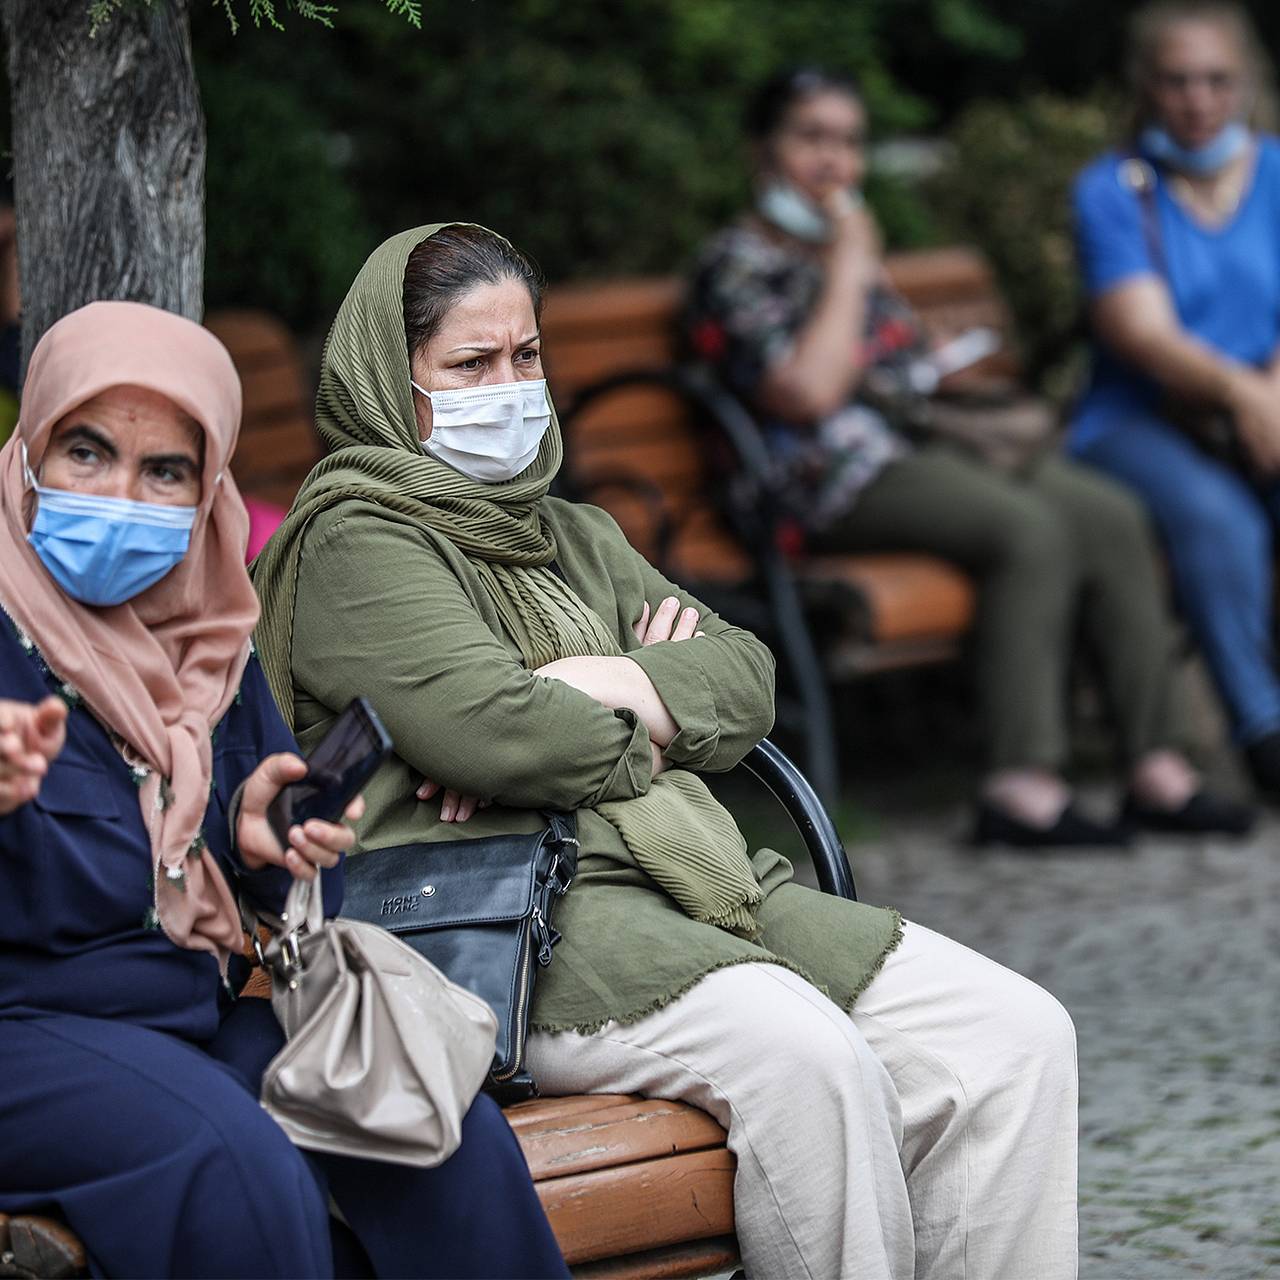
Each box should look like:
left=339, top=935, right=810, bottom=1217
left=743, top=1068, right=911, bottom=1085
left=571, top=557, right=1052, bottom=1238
left=624, top=645, right=720, bottom=769
left=584, top=707, right=656, bottom=805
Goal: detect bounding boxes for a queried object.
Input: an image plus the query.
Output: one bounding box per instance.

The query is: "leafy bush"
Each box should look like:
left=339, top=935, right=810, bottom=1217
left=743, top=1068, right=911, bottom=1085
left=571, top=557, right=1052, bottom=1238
left=200, top=62, right=373, bottom=327
left=929, top=92, right=1116, bottom=399
left=194, top=0, right=1018, bottom=327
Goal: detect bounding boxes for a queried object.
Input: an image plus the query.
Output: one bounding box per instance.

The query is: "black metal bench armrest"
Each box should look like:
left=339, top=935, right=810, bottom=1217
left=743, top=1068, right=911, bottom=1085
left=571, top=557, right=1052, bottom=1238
left=740, top=739, right=857, bottom=902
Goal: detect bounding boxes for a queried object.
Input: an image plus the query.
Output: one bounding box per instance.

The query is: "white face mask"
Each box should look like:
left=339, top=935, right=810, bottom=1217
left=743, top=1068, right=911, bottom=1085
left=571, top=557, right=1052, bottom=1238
left=757, top=181, right=830, bottom=242
left=411, top=377, right=551, bottom=483
left=756, top=181, right=862, bottom=243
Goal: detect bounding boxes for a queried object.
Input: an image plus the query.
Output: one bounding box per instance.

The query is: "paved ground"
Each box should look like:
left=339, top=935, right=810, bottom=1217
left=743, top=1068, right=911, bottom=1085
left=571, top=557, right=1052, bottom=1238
left=846, top=800, right=1279, bottom=1279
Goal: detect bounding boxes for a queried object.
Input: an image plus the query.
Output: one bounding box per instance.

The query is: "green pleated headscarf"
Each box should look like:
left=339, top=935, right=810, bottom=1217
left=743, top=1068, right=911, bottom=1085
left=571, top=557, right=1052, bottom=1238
left=251, top=223, right=762, bottom=936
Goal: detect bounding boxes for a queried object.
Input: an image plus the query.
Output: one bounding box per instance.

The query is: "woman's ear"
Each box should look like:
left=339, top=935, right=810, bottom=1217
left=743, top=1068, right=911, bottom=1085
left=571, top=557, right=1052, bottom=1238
left=409, top=354, right=433, bottom=440
left=414, top=391, right=433, bottom=441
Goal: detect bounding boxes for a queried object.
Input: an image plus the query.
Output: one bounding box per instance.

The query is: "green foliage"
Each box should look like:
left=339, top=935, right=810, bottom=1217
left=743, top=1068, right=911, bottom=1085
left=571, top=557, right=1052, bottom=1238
left=929, top=92, right=1116, bottom=399
left=200, top=61, right=374, bottom=325
left=87, top=0, right=420, bottom=39
left=196, top=0, right=1017, bottom=329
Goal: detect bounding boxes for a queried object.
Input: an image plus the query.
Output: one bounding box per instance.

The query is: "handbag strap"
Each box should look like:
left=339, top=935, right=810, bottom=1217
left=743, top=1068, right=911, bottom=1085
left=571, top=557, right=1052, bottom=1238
left=540, top=809, right=579, bottom=892
left=239, top=875, right=324, bottom=975
left=1119, top=152, right=1250, bottom=470
left=1119, top=154, right=1170, bottom=281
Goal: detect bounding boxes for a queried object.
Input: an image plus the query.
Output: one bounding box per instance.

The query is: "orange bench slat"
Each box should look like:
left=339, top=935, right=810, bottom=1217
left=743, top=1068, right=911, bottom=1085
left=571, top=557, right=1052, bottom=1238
left=571, top=1236, right=740, bottom=1280
left=513, top=1096, right=728, bottom=1182
left=535, top=1147, right=737, bottom=1266
left=802, top=552, right=977, bottom=643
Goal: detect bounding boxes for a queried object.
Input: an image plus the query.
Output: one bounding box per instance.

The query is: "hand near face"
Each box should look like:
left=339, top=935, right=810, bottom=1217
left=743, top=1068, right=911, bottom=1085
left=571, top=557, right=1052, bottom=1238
left=0, top=696, right=68, bottom=816
left=236, top=752, right=363, bottom=881
left=826, top=197, right=881, bottom=286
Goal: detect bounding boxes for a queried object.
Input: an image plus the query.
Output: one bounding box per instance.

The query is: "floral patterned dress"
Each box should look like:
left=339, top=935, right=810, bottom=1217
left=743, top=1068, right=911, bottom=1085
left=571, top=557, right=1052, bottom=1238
left=684, top=220, right=922, bottom=530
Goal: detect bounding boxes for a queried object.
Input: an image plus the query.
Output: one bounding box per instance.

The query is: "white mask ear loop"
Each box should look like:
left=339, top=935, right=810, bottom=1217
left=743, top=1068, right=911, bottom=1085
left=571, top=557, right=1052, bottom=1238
left=410, top=379, right=431, bottom=398
left=19, top=441, right=36, bottom=490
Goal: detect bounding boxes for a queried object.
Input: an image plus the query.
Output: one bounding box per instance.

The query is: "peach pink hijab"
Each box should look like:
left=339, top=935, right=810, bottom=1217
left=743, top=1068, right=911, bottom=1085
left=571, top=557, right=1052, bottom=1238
left=0, top=301, right=260, bottom=969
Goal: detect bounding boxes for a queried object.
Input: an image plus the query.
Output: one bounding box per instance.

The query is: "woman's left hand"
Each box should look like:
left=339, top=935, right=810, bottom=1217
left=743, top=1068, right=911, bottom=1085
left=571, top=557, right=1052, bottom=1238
left=633, top=597, right=705, bottom=645
left=236, top=752, right=364, bottom=881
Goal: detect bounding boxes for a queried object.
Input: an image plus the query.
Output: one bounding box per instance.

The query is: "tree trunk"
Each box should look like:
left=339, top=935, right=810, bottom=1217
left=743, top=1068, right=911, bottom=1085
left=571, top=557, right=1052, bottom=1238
left=1, top=0, right=204, bottom=378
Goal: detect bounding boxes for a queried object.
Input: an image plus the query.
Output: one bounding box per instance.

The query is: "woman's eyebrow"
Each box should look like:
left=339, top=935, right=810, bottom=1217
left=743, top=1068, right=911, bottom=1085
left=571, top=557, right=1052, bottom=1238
left=57, top=423, right=118, bottom=458
left=141, top=450, right=200, bottom=472
left=445, top=332, right=541, bottom=355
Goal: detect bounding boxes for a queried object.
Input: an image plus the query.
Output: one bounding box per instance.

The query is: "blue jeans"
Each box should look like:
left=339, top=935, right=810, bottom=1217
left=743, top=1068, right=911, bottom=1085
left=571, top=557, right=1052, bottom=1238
left=1070, top=409, right=1280, bottom=744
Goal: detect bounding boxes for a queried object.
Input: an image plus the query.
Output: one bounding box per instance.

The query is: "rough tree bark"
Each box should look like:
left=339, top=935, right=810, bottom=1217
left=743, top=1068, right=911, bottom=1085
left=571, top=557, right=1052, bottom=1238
left=1, top=0, right=204, bottom=378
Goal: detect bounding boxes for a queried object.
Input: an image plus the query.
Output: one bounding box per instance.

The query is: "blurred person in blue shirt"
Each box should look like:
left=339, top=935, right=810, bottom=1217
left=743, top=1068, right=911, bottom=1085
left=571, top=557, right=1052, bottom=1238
left=1069, top=0, right=1280, bottom=796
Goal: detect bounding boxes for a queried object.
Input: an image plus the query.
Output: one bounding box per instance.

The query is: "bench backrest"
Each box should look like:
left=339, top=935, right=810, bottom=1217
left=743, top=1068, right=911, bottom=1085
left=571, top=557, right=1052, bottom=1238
left=210, top=245, right=1016, bottom=570
left=540, top=246, right=1016, bottom=583
left=205, top=309, right=321, bottom=509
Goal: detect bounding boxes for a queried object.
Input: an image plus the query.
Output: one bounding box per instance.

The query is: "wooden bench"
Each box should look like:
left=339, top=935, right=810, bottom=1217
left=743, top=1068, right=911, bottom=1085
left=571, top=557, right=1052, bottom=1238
left=541, top=247, right=1027, bottom=796
left=204, top=309, right=322, bottom=510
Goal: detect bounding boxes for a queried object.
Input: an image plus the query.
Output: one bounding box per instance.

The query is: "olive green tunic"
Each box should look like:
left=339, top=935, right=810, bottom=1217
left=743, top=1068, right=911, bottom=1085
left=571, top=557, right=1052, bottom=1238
left=288, top=493, right=902, bottom=1034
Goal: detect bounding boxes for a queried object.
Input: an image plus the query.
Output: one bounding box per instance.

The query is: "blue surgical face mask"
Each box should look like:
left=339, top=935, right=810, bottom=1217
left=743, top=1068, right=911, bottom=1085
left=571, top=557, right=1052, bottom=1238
left=24, top=452, right=197, bottom=607
left=1139, top=121, right=1249, bottom=175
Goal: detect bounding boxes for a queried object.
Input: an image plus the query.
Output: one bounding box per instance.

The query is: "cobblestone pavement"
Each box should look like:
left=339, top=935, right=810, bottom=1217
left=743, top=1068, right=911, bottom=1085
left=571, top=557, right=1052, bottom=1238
left=840, top=797, right=1280, bottom=1279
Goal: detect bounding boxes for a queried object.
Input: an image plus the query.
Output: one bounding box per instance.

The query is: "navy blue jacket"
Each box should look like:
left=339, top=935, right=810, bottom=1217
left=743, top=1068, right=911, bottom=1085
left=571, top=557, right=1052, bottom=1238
left=0, top=615, right=342, bottom=1041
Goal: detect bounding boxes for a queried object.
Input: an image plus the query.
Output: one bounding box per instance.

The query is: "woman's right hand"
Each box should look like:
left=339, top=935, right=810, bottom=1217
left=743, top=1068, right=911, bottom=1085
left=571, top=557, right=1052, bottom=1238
left=1227, top=367, right=1280, bottom=474
left=0, top=696, right=68, bottom=816
left=825, top=193, right=880, bottom=287
left=417, top=778, right=489, bottom=823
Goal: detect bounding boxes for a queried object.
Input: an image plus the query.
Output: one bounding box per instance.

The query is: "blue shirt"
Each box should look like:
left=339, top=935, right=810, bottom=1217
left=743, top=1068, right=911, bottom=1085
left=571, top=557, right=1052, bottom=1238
left=0, top=614, right=342, bottom=1041
left=1069, top=137, right=1280, bottom=449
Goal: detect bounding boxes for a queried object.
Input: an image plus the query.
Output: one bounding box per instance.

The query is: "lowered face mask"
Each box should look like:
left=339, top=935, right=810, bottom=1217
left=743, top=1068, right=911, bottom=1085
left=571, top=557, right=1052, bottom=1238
left=411, top=377, right=551, bottom=483
left=757, top=181, right=831, bottom=242
left=756, top=182, right=863, bottom=243
left=1139, top=121, right=1249, bottom=175
left=24, top=457, right=196, bottom=607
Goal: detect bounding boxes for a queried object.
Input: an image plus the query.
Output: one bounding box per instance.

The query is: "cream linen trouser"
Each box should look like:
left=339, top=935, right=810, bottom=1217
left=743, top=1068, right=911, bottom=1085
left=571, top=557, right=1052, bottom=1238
left=525, top=922, right=1078, bottom=1280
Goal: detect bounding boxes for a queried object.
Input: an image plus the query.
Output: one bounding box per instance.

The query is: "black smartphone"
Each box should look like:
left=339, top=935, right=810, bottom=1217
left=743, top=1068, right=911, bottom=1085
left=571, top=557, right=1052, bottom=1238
left=267, top=697, right=393, bottom=847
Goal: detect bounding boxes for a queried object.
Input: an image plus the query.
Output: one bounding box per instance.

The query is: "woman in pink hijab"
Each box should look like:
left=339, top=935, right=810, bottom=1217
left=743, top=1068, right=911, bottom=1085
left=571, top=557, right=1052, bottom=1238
left=0, top=302, right=566, bottom=1280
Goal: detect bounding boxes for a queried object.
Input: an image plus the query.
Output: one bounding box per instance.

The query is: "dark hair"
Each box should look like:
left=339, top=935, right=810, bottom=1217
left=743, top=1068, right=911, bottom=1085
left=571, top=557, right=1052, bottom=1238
left=745, top=66, right=864, bottom=141
left=402, top=224, right=546, bottom=357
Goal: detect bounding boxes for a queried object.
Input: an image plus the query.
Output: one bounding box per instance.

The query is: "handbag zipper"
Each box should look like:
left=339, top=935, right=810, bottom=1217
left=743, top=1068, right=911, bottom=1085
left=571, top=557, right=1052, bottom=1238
left=532, top=905, right=555, bottom=966
left=491, top=921, right=533, bottom=1082
left=491, top=838, right=573, bottom=1083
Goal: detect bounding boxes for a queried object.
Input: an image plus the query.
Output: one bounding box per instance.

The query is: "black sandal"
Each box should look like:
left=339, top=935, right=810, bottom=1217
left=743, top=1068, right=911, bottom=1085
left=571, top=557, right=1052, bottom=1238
left=972, top=801, right=1131, bottom=849
left=1121, top=789, right=1257, bottom=837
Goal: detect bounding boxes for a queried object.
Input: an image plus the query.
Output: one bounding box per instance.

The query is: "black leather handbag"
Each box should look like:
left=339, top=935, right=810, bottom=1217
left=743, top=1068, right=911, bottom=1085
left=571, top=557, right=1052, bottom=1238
left=341, top=812, right=578, bottom=1102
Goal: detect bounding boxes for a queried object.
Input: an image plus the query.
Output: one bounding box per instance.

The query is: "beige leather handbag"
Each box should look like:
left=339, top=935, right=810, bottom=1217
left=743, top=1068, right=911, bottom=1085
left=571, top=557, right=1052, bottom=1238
left=252, top=876, right=499, bottom=1167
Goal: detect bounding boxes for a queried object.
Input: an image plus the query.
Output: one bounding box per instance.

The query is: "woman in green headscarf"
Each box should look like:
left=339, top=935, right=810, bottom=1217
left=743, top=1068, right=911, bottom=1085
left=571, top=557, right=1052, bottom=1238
left=253, top=223, right=1079, bottom=1280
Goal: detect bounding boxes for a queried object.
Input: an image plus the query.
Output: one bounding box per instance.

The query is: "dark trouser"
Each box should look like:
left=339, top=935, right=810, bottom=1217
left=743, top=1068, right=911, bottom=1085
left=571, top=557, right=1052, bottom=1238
left=0, top=1001, right=568, bottom=1280
left=1071, top=408, right=1280, bottom=746
left=813, top=445, right=1185, bottom=771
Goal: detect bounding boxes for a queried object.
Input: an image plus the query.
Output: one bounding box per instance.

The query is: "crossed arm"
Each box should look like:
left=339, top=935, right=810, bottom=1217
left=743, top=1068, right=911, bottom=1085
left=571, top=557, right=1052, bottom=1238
left=290, top=507, right=775, bottom=821
left=423, top=594, right=704, bottom=821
